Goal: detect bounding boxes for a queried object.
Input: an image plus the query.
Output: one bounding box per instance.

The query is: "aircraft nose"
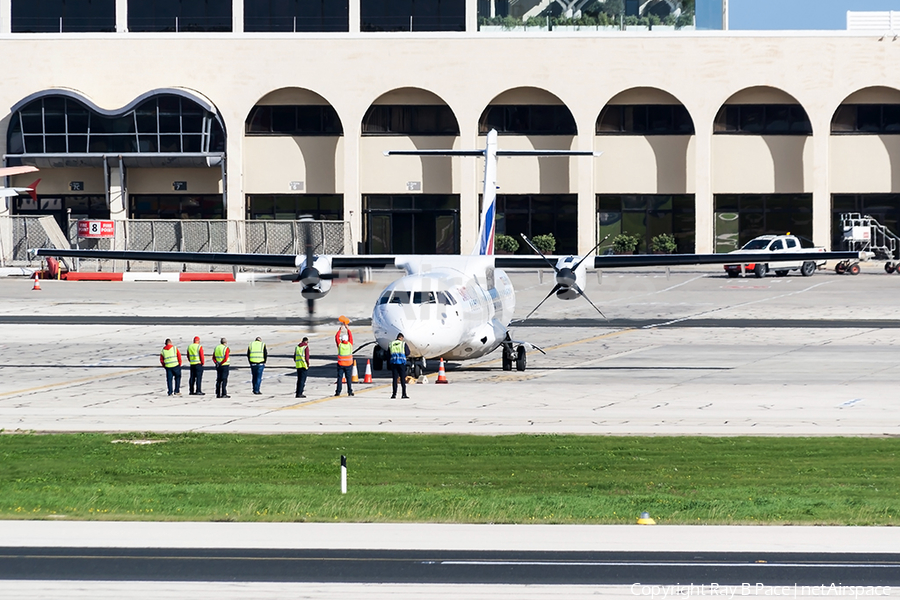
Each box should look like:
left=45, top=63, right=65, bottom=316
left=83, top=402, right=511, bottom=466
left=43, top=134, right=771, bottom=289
left=375, top=304, right=463, bottom=358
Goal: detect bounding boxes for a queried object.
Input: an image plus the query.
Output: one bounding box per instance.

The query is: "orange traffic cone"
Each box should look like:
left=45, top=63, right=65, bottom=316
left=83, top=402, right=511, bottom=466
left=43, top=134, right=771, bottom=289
left=435, top=358, right=449, bottom=384
left=32, top=273, right=41, bottom=291
left=351, top=360, right=359, bottom=383
left=363, top=359, right=373, bottom=383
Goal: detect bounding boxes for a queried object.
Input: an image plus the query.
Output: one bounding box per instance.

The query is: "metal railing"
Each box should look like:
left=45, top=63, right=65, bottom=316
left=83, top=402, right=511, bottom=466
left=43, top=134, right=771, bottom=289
left=0, top=216, right=350, bottom=272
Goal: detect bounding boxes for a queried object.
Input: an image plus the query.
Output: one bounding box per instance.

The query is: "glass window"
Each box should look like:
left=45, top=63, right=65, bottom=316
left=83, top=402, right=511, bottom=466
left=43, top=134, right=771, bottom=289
left=244, top=0, right=349, bottom=32
left=128, top=0, right=232, bottom=32
left=362, top=105, right=459, bottom=135
left=246, top=105, right=343, bottom=135
left=714, top=104, right=811, bottom=135
left=597, top=194, right=696, bottom=253
left=390, top=291, right=411, bottom=304
left=597, top=105, right=694, bottom=135
left=12, top=0, right=116, bottom=33
left=479, top=105, right=576, bottom=135
left=832, top=105, right=900, bottom=135
left=715, top=194, right=812, bottom=250
left=7, top=94, right=225, bottom=157
left=361, top=0, right=464, bottom=32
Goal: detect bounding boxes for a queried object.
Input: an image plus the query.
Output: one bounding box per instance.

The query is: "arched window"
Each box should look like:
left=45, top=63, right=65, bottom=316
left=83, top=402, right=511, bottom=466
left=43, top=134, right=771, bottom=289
left=7, top=94, right=226, bottom=156
left=479, top=106, right=576, bottom=135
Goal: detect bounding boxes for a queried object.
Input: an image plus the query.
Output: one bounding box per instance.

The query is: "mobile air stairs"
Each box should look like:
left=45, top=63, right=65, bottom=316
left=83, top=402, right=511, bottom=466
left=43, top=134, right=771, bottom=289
left=837, top=213, right=900, bottom=275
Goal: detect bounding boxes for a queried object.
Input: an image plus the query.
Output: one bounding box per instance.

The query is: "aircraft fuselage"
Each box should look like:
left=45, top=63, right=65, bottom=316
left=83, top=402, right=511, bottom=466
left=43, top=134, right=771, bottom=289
left=371, top=259, right=515, bottom=361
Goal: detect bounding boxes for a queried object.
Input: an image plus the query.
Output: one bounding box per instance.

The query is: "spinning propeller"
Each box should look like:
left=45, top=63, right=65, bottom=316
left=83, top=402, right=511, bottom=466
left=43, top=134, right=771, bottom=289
left=517, top=233, right=610, bottom=323
left=297, top=219, right=335, bottom=329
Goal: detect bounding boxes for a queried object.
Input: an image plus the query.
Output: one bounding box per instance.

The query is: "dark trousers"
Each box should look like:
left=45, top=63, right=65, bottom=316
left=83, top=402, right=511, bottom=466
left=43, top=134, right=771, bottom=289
left=189, top=363, right=204, bottom=394
left=390, top=363, right=408, bottom=397
left=250, top=362, right=265, bottom=393
left=164, top=366, right=182, bottom=395
left=295, top=368, right=308, bottom=396
left=335, top=364, right=353, bottom=395
left=215, top=363, right=229, bottom=397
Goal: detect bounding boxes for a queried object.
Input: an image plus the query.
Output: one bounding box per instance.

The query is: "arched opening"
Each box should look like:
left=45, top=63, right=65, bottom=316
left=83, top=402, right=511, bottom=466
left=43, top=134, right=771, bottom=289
left=479, top=87, right=578, bottom=255
left=361, top=88, right=460, bottom=254
left=244, top=88, right=344, bottom=224
left=595, top=87, right=696, bottom=254
left=712, top=86, right=813, bottom=251
left=830, top=86, right=900, bottom=250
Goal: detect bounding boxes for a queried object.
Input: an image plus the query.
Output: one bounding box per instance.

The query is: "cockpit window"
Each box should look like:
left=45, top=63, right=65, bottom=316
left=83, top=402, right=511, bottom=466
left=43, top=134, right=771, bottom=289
left=413, top=291, right=437, bottom=304
left=438, top=291, right=455, bottom=305
left=389, top=291, right=411, bottom=304
left=378, top=291, right=391, bottom=305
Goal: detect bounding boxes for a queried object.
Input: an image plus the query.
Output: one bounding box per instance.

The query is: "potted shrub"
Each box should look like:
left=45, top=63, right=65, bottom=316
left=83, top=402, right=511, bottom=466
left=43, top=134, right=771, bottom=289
left=650, top=233, right=677, bottom=254
left=532, top=233, right=556, bottom=254
left=612, top=232, right=640, bottom=254
left=495, top=233, right=519, bottom=254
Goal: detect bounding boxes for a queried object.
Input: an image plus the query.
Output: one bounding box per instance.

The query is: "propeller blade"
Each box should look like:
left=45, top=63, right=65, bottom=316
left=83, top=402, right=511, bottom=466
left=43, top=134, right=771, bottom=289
left=519, top=233, right=559, bottom=272
left=515, top=284, right=562, bottom=323
left=572, top=234, right=611, bottom=271
left=571, top=283, right=608, bottom=321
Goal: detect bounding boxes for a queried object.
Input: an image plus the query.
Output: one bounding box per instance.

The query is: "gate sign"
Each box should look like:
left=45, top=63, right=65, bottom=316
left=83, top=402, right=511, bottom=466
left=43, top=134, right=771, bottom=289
left=77, top=220, right=115, bottom=238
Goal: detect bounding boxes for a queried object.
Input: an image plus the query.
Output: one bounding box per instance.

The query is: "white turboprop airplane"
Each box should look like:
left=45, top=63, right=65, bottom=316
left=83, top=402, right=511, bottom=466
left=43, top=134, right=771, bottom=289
left=34, top=131, right=859, bottom=375
left=0, top=165, right=40, bottom=200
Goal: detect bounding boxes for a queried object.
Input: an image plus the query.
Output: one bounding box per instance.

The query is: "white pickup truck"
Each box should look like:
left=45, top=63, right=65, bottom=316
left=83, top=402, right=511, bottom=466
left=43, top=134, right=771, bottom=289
left=723, top=234, right=828, bottom=278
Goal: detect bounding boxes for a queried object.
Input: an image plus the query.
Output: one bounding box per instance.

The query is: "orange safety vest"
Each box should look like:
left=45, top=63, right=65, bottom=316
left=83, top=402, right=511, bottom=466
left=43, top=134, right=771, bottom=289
left=337, top=341, right=353, bottom=366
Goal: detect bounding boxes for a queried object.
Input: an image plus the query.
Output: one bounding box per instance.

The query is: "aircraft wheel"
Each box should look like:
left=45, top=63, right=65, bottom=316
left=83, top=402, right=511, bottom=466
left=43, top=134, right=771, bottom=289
left=412, top=362, right=423, bottom=378
left=753, top=263, right=768, bottom=278
left=373, top=346, right=384, bottom=371
left=502, top=347, right=513, bottom=371
left=849, top=263, right=861, bottom=275
left=800, top=261, right=816, bottom=277
left=515, top=345, right=527, bottom=372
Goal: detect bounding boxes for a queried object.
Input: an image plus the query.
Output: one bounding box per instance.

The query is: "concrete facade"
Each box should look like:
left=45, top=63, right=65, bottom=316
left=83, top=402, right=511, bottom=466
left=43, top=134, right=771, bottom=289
left=2, top=28, right=900, bottom=254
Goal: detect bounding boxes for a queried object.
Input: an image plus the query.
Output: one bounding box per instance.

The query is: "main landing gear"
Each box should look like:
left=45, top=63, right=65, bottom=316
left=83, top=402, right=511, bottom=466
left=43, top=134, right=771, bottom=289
left=501, top=337, right=527, bottom=372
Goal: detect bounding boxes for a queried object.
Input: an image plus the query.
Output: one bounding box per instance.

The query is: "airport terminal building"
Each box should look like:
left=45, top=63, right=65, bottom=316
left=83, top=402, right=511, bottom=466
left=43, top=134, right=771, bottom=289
left=2, top=0, right=900, bottom=260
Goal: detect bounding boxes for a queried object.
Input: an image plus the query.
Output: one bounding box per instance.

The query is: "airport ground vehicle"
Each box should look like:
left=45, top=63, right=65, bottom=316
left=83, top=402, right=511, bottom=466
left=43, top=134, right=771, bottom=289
left=723, top=235, right=825, bottom=278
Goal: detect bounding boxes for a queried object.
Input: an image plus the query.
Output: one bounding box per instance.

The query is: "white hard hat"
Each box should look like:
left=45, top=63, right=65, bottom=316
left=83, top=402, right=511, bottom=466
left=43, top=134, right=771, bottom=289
left=340, top=333, right=348, bottom=341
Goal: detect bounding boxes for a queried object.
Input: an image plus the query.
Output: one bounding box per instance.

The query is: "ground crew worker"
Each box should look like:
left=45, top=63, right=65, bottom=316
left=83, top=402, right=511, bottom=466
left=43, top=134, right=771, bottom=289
left=247, top=336, right=267, bottom=395
left=389, top=333, right=411, bottom=399
left=334, top=323, right=354, bottom=397
left=294, top=337, right=310, bottom=398
left=187, top=336, right=205, bottom=396
left=213, top=337, right=230, bottom=399
left=159, top=338, right=182, bottom=396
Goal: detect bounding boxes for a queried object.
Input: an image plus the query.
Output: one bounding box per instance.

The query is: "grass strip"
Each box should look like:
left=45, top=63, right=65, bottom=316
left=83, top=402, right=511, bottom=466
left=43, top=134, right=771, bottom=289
left=1, top=432, right=898, bottom=525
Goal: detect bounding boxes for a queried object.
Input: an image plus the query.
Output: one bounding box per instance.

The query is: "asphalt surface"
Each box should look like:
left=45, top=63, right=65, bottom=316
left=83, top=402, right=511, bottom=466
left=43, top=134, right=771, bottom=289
left=2, top=264, right=900, bottom=599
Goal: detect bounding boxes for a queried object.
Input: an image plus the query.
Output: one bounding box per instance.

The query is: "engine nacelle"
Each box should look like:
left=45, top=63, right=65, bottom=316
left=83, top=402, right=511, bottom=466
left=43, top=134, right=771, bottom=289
left=295, top=255, right=333, bottom=297
left=554, top=255, right=587, bottom=300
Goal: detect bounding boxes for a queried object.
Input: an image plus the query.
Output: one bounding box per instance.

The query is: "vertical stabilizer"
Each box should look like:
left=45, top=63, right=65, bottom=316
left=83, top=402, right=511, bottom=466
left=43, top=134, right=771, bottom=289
left=472, top=130, right=498, bottom=255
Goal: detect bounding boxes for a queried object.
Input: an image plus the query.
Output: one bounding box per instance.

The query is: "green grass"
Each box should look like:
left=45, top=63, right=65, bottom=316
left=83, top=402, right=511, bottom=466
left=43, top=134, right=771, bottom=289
left=1, top=433, right=898, bottom=525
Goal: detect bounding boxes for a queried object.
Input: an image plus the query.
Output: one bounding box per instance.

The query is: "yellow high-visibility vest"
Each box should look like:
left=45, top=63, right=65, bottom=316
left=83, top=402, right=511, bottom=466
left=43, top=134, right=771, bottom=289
left=187, top=343, right=202, bottom=365
left=161, top=346, right=179, bottom=368
left=213, top=344, right=230, bottom=366
left=294, top=345, right=308, bottom=369
left=248, top=340, right=265, bottom=363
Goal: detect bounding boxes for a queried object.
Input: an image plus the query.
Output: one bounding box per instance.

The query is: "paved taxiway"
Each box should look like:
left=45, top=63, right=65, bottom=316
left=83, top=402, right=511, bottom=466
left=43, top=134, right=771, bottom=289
left=2, top=265, right=899, bottom=599
left=1, top=266, right=898, bottom=435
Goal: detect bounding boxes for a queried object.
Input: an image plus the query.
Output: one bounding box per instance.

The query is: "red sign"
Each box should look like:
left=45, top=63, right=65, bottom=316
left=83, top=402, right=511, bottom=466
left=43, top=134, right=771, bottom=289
left=77, top=220, right=115, bottom=238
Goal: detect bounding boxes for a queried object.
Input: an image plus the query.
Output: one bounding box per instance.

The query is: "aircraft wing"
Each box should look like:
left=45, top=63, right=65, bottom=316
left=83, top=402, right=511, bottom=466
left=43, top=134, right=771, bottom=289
left=31, top=248, right=400, bottom=270
left=0, top=165, right=38, bottom=177
left=494, top=251, right=862, bottom=269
